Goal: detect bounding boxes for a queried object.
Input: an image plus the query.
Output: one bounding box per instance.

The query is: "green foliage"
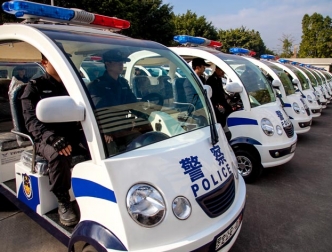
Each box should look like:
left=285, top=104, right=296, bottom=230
left=0, top=0, right=175, bottom=45
left=265, top=48, right=276, bottom=55
left=299, top=13, right=332, bottom=58
left=3, top=1, right=332, bottom=58
left=279, top=34, right=294, bottom=58
left=217, top=26, right=266, bottom=57
left=172, top=10, right=218, bottom=45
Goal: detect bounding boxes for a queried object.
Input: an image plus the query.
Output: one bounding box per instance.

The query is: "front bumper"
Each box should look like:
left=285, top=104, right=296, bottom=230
left=256, top=136, right=297, bottom=168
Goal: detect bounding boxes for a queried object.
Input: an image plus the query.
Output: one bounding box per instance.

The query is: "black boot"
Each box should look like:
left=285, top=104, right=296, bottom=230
left=54, top=191, right=78, bottom=227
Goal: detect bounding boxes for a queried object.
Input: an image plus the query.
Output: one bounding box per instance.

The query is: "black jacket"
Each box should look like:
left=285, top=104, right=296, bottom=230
left=206, top=73, right=232, bottom=126
left=88, top=71, right=137, bottom=109
left=20, top=73, right=80, bottom=143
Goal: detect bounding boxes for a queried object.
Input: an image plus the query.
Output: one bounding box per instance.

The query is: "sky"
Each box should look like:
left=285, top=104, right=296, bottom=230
left=163, top=0, right=332, bottom=52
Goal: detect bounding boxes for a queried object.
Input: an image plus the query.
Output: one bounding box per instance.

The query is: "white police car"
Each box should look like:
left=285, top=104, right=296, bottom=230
left=283, top=61, right=328, bottom=108
left=308, top=66, right=332, bottom=102
left=0, top=1, right=246, bottom=251
left=271, top=61, right=322, bottom=117
left=170, top=36, right=297, bottom=183
left=243, top=55, right=312, bottom=134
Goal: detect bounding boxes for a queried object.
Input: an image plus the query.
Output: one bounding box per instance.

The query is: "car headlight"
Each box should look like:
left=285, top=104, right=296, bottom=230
left=261, top=118, right=274, bottom=136
left=172, top=196, right=191, bottom=220
left=276, top=125, right=283, bottom=135
left=293, top=102, right=300, bottom=114
left=307, top=95, right=313, bottom=103
left=127, top=184, right=166, bottom=227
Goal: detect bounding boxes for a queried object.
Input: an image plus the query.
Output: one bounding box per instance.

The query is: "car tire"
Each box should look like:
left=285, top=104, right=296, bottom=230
left=234, top=149, right=262, bottom=183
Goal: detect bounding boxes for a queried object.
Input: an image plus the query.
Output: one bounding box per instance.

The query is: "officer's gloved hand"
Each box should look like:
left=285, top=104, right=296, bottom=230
left=48, top=136, right=67, bottom=151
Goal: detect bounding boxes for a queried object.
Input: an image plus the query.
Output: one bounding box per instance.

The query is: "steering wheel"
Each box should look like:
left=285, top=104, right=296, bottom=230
left=126, top=131, right=170, bottom=151
left=141, top=93, right=164, bottom=110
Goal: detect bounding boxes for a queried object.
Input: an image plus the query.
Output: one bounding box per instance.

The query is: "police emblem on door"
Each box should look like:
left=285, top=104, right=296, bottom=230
left=22, top=173, right=33, bottom=200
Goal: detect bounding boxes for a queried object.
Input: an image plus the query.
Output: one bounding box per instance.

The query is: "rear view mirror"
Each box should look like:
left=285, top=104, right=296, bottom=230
left=225, top=82, right=243, bottom=93
left=272, top=79, right=281, bottom=88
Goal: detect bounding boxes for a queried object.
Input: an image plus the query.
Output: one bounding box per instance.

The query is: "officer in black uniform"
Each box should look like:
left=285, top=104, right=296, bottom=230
left=206, top=66, right=233, bottom=129
left=88, top=49, right=148, bottom=154
left=88, top=49, right=137, bottom=109
left=21, top=54, right=88, bottom=226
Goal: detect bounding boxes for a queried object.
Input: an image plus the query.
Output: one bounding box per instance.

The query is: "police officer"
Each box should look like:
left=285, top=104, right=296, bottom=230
left=15, top=66, right=29, bottom=83
left=206, top=66, right=233, bottom=135
left=88, top=49, right=137, bottom=109
left=88, top=49, right=144, bottom=153
left=21, top=54, right=88, bottom=226
left=192, top=57, right=210, bottom=84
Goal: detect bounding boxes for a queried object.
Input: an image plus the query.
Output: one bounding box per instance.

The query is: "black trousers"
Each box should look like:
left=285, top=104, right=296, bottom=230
left=37, top=139, right=88, bottom=194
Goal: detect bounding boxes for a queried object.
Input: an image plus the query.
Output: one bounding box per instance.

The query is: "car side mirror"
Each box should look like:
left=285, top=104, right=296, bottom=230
left=36, top=96, right=85, bottom=123
left=225, top=82, right=243, bottom=93
left=292, top=79, right=300, bottom=86
left=272, top=79, right=281, bottom=88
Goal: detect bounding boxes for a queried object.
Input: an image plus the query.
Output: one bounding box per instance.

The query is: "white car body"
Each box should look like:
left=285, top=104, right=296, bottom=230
left=0, top=18, right=245, bottom=252
left=170, top=46, right=297, bottom=182
left=243, top=57, right=312, bottom=134
left=272, top=62, right=322, bottom=117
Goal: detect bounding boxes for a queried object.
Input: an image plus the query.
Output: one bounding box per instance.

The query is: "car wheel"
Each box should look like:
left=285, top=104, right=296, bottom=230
left=234, top=149, right=262, bottom=183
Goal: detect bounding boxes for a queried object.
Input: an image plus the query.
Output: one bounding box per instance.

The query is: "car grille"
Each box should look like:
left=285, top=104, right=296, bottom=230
left=196, top=174, right=235, bottom=218
left=284, top=123, right=294, bottom=138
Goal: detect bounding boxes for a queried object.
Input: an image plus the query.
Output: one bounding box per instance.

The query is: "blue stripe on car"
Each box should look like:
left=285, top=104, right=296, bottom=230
left=227, top=117, right=258, bottom=127
left=72, top=178, right=117, bottom=203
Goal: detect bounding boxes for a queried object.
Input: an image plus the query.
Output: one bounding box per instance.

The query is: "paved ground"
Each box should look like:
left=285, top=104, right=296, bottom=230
left=1, top=106, right=332, bottom=252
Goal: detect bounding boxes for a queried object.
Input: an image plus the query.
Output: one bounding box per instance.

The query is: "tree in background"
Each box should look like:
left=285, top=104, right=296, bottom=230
left=265, top=48, right=276, bottom=56
left=299, top=13, right=332, bottom=58
left=279, top=34, right=295, bottom=58
left=0, top=0, right=175, bottom=45
left=217, top=26, right=266, bottom=57
left=171, top=10, right=218, bottom=45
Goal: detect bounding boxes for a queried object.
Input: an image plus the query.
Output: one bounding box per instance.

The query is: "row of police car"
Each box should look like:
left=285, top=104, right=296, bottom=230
left=0, top=1, right=330, bottom=252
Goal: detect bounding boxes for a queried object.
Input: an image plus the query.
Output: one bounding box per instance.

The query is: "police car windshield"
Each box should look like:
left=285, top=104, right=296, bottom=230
left=309, top=69, right=323, bottom=85
left=261, top=61, right=295, bottom=96
left=218, top=53, right=276, bottom=107
left=285, top=65, right=310, bottom=90
left=321, top=71, right=331, bottom=82
left=40, top=28, right=211, bottom=157
left=299, top=67, right=318, bottom=87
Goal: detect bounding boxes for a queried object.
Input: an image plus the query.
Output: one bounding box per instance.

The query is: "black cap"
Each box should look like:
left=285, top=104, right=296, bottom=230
left=103, top=49, right=131, bottom=63
left=192, top=58, right=210, bottom=68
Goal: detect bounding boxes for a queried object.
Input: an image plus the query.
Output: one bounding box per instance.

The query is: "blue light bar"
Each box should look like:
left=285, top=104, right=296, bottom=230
left=229, top=47, right=249, bottom=54
left=261, top=54, right=275, bottom=60
left=2, top=0, right=75, bottom=20
left=278, top=59, right=289, bottom=63
left=291, top=62, right=298, bottom=65
left=174, top=35, right=205, bottom=45
left=299, top=64, right=305, bottom=67
left=173, top=35, right=222, bottom=47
